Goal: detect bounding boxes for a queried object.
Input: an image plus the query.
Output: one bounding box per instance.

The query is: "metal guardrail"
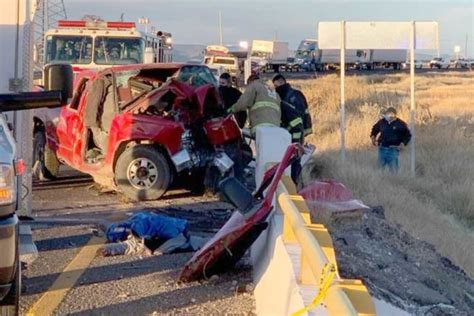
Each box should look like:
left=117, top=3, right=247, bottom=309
left=276, top=176, right=376, bottom=315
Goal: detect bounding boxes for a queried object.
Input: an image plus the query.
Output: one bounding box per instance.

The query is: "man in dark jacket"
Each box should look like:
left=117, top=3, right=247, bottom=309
left=272, top=74, right=313, bottom=137
left=218, top=73, right=246, bottom=128
left=370, top=107, right=411, bottom=173
left=272, top=74, right=309, bottom=182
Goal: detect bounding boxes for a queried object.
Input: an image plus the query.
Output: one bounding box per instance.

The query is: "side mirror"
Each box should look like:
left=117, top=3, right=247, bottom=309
left=144, top=47, right=154, bottom=64
left=43, top=63, right=74, bottom=104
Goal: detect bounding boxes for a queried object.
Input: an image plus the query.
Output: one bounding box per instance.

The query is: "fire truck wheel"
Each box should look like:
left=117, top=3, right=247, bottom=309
left=33, top=131, right=59, bottom=181
left=115, top=145, right=171, bottom=201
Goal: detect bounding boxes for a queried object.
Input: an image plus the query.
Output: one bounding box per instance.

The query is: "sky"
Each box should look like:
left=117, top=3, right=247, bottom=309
left=65, top=0, right=474, bottom=57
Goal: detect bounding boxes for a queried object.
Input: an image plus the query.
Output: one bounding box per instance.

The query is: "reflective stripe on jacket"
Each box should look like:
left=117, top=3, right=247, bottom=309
left=277, top=83, right=313, bottom=137
left=231, top=80, right=281, bottom=130
left=281, top=100, right=304, bottom=144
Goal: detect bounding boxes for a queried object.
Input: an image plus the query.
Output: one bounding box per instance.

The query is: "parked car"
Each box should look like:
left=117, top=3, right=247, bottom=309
left=39, top=63, right=252, bottom=201
left=429, top=57, right=450, bottom=69
left=451, top=58, right=470, bottom=69
left=402, top=60, right=423, bottom=69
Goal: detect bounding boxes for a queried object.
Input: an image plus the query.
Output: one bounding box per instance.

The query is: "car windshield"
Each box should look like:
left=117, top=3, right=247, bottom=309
left=45, top=35, right=93, bottom=64
left=94, top=37, right=144, bottom=65
left=176, top=66, right=217, bottom=87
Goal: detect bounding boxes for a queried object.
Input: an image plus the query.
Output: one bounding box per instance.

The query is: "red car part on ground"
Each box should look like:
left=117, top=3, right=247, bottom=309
left=179, top=144, right=303, bottom=282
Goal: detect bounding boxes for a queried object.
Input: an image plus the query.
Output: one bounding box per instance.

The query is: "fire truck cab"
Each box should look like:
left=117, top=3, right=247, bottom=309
left=43, top=20, right=173, bottom=71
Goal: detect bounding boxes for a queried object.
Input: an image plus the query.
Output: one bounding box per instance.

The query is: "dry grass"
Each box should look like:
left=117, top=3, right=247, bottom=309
left=293, top=71, right=474, bottom=278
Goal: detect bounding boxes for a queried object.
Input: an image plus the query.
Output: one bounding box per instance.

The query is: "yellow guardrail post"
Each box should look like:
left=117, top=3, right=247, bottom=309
left=276, top=179, right=376, bottom=316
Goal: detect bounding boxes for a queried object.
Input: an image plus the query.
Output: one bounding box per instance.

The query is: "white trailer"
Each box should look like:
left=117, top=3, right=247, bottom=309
left=318, top=49, right=369, bottom=69
left=369, top=49, right=407, bottom=70
left=250, top=40, right=289, bottom=72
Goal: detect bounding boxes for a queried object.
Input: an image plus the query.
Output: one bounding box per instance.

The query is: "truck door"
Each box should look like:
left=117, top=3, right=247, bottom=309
left=55, top=77, right=88, bottom=165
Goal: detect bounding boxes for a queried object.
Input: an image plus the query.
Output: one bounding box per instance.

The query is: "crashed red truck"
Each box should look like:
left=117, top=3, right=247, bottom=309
left=34, top=63, right=252, bottom=201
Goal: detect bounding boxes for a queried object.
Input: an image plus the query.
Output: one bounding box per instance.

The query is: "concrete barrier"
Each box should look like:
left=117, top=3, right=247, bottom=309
left=250, top=128, right=376, bottom=315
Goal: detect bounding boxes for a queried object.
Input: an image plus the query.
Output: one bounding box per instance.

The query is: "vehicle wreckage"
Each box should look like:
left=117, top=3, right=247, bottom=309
left=37, top=63, right=253, bottom=201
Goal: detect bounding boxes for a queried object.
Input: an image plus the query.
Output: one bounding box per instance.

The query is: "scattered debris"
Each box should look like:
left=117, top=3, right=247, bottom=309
left=179, top=145, right=301, bottom=282
left=299, top=180, right=369, bottom=216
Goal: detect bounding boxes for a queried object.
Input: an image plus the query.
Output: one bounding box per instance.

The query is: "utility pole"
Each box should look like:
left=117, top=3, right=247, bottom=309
left=33, top=0, right=67, bottom=68
left=219, top=10, right=223, bottom=45
left=436, top=25, right=440, bottom=58
left=139, top=17, right=150, bottom=34
left=465, top=33, right=468, bottom=58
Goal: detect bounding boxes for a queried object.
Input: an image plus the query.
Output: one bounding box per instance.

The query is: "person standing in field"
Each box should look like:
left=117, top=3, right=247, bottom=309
left=370, top=107, right=412, bottom=173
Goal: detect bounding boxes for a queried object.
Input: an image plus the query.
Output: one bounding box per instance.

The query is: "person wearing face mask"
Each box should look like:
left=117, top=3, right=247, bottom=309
left=218, top=73, right=246, bottom=128
left=370, top=107, right=412, bottom=173
left=272, top=73, right=312, bottom=183
left=272, top=74, right=313, bottom=138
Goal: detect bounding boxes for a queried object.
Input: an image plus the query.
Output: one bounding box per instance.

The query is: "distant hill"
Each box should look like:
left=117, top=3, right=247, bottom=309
left=173, top=44, right=206, bottom=62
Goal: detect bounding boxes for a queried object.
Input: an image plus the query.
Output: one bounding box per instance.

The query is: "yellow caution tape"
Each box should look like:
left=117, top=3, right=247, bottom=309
left=292, top=263, right=337, bottom=316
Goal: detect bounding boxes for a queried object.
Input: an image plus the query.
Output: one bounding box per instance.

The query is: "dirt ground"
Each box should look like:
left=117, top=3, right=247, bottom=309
left=318, top=207, right=474, bottom=315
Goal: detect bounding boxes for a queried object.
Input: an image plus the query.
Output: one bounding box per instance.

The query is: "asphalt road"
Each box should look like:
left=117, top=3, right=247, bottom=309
left=21, top=177, right=255, bottom=315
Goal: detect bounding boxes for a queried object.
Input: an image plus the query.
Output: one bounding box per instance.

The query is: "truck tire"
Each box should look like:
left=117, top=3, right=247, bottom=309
left=0, top=227, right=20, bottom=316
left=33, top=131, right=59, bottom=181
left=115, top=145, right=171, bottom=201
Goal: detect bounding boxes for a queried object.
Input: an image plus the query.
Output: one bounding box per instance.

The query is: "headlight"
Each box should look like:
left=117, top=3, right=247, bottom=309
left=0, top=164, right=15, bottom=205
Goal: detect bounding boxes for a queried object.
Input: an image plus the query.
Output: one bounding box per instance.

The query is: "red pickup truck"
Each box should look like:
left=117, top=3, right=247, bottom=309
left=36, top=63, right=250, bottom=201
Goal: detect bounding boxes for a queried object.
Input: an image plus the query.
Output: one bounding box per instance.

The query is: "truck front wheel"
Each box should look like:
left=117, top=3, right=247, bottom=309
left=115, top=145, right=171, bottom=201
left=33, top=131, right=59, bottom=181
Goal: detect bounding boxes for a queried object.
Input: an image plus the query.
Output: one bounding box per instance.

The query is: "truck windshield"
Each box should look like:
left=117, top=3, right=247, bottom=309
left=295, top=50, right=311, bottom=58
left=251, top=51, right=270, bottom=58
left=94, top=37, right=144, bottom=65
left=45, top=35, right=93, bottom=64
left=213, top=58, right=235, bottom=65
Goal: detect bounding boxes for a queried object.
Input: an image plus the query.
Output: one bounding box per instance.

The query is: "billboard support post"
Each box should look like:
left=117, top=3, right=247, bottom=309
left=340, top=20, right=346, bottom=162
left=410, top=21, right=416, bottom=176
